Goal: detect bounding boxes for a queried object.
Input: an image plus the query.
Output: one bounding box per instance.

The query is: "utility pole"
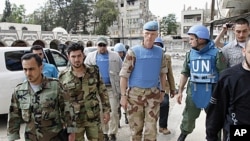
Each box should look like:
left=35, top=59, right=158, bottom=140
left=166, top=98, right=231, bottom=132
left=210, top=0, right=215, bottom=39
left=122, top=18, right=124, bottom=44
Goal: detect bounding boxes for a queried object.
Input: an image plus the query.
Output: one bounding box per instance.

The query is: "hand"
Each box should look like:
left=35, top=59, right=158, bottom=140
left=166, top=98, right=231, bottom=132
left=120, top=95, right=128, bottom=110
left=176, top=93, right=183, bottom=104
left=103, top=113, right=110, bottom=124
left=222, top=23, right=228, bottom=30
left=222, top=23, right=233, bottom=31
left=170, top=90, right=176, bottom=98
left=68, top=133, right=75, bottom=141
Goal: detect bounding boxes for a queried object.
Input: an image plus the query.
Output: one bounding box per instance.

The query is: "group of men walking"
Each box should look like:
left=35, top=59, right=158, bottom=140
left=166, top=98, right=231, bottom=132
left=6, top=17, right=250, bottom=141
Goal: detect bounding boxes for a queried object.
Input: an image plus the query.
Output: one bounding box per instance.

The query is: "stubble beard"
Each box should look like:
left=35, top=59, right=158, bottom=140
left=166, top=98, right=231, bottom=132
left=71, top=61, right=83, bottom=69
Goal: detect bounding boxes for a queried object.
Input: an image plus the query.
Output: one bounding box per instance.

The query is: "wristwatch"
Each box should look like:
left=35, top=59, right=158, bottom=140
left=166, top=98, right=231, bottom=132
left=121, top=93, right=127, bottom=96
left=160, top=90, right=165, bottom=93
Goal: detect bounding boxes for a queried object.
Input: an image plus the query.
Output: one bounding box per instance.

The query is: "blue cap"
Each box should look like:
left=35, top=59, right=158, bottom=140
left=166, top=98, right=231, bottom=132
left=143, top=21, right=158, bottom=31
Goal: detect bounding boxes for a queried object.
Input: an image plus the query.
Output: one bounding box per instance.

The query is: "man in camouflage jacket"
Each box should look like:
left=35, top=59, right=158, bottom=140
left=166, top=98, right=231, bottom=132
left=59, top=43, right=111, bottom=141
left=7, top=53, right=74, bottom=141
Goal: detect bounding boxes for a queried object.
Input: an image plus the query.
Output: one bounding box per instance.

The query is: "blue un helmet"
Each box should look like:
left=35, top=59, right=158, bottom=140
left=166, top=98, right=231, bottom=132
left=114, top=43, right=126, bottom=52
left=154, top=37, right=164, bottom=47
left=187, top=25, right=210, bottom=40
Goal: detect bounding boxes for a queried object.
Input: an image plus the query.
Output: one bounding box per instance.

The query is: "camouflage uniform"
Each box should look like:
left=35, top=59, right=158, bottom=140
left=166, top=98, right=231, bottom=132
left=7, top=77, right=71, bottom=141
left=119, top=48, right=168, bottom=141
left=165, top=54, right=175, bottom=94
left=159, top=54, right=176, bottom=131
left=59, top=65, right=111, bottom=141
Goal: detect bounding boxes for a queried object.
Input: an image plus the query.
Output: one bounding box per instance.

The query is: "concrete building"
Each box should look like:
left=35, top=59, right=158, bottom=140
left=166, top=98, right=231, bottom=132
left=0, top=0, right=157, bottom=48
left=176, top=0, right=250, bottom=50
left=180, top=2, right=212, bottom=39
left=0, top=22, right=41, bottom=31
left=211, top=0, right=250, bottom=43
left=108, top=0, right=156, bottom=47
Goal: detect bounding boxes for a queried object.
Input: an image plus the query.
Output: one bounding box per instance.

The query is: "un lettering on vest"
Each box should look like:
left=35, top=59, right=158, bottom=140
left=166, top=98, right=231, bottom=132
left=190, top=59, right=216, bottom=83
left=191, top=60, right=210, bottom=73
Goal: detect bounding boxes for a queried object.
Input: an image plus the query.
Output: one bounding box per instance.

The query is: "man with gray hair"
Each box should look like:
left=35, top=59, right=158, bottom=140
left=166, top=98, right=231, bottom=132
left=119, top=21, right=168, bottom=141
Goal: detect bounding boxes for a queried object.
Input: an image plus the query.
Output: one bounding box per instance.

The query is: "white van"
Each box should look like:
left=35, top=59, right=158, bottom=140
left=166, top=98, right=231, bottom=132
left=84, top=46, right=114, bottom=56
left=0, top=47, right=68, bottom=115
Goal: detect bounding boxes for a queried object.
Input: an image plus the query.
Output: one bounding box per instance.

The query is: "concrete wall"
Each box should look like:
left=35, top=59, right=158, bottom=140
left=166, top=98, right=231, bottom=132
left=0, top=29, right=110, bottom=49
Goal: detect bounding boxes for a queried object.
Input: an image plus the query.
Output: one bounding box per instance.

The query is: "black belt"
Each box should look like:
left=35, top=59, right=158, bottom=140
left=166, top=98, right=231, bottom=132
left=105, top=84, right=111, bottom=87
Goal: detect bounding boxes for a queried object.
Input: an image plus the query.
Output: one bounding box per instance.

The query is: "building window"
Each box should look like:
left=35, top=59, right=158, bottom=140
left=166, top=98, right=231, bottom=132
left=197, top=16, right=201, bottom=21
left=9, top=26, right=16, bottom=30
left=183, top=26, right=191, bottom=34
left=184, top=14, right=202, bottom=23
left=131, top=29, right=135, bottom=34
left=22, top=27, right=28, bottom=30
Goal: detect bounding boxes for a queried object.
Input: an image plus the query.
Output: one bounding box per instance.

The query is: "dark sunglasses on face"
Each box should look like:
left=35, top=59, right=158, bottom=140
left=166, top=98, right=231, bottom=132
left=98, top=43, right=107, bottom=47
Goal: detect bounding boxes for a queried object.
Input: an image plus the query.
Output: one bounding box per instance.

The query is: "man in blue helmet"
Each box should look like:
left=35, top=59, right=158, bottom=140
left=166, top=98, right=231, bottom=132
left=176, top=24, right=226, bottom=141
left=119, top=21, right=168, bottom=141
left=114, top=43, right=126, bottom=61
left=154, top=37, right=176, bottom=135
left=114, top=42, right=127, bottom=127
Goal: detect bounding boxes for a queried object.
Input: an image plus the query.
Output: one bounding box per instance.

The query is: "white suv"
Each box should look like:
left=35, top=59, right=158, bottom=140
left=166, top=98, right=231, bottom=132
left=0, top=47, right=68, bottom=115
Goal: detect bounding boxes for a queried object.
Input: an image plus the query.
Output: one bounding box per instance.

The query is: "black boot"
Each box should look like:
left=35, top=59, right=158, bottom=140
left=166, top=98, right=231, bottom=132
left=177, top=133, right=187, bottom=141
left=103, top=134, right=109, bottom=141
left=109, top=134, right=116, bottom=141
left=118, top=122, right=121, bottom=128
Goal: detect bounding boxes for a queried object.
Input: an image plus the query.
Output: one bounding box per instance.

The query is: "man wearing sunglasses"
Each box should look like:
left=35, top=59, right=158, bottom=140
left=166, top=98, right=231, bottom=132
left=84, top=36, right=122, bottom=141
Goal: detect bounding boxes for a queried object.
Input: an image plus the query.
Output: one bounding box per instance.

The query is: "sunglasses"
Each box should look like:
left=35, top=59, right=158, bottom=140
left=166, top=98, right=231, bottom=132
left=98, top=44, right=107, bottom=47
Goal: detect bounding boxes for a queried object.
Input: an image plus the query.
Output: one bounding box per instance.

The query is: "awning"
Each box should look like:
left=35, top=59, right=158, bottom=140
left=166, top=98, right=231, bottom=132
left=208, top=12, right=250, bottom=25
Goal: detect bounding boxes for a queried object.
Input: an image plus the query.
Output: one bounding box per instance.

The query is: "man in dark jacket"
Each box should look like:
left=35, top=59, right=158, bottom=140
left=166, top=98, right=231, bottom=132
left=206, top=40, right=250, bottom=141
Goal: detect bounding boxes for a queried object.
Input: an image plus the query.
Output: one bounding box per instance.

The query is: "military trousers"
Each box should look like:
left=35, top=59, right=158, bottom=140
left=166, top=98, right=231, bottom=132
left=180, top=94, right=202, bottom=134
left=159, top=94, right=170, bottom=128
left=127, top=87, right=161, bottom=141
left=75, top=125, right=100, bottom=141
left=102, top=86, right=120, bottom=135
left=180, top=94, right=222, bottom=141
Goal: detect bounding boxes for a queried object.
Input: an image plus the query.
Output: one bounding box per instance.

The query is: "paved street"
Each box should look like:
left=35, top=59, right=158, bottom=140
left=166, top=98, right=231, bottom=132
left=116, top=95, right=207, bottom=141
left=0, top=97, right=207, bottom=141
left=0, top=58, right=207, bottom=141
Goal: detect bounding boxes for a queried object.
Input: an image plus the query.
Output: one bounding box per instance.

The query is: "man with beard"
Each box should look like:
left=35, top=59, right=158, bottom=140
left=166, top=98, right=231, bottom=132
left=221, top=18, right=250, bottom=67
left=206, top=40, right=250, bottom=141
left=84, top=37, right=122, bottom=141
left=59, top=43, right=111, bottom=141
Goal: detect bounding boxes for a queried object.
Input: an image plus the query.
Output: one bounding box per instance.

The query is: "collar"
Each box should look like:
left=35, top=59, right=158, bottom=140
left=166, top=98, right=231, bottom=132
left=18, top=76, right=51, bottom=91
left=233, top=39, right=246, bottom=48
left=68, top=65, right=89, bottom=76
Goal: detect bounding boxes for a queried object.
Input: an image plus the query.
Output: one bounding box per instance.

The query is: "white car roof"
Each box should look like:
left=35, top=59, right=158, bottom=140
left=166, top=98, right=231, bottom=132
left=0, top=47, right=31, bottom=51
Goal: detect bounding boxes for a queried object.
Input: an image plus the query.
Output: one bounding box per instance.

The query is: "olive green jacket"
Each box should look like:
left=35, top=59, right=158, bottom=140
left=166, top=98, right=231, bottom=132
left=59, top=65, right=111, bottom=132
left=7, top=77, right=69, bottom=141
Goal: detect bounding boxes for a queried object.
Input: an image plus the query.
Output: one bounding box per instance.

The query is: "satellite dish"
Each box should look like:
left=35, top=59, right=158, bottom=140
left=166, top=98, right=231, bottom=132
left=52, top=27, right=68, bottom=34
